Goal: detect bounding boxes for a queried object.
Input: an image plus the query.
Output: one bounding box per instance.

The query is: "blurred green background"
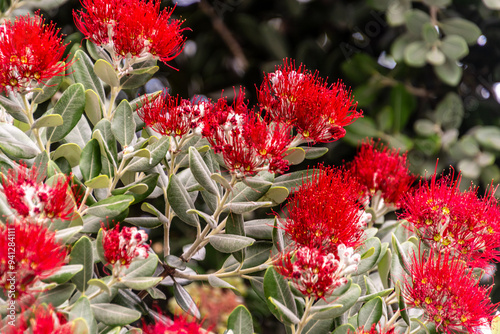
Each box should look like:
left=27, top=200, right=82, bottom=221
left=3, top=0, right=500, bottom=331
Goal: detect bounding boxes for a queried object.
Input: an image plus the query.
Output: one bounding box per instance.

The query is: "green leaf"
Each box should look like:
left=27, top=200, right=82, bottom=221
left=268, top=297, right=300, bottom=325
left=70, top=296, right=98, bottom=334
left=303, top=146, right=328, bottom=159
left=94, top=59, right=119, bottom=87
left=174, top=282, right=201, bottom=319
left=71, top=49, right=106, bottom=103
left=124, top=216, right=162, bottom=229
left=223, top=241, right=272, bottom=272
left=378, top=248, right=392, bottom=289
left=46, top=83, right=86, bottom=143
left=314, top=284, right=361, bottom=319
left=426, top=47, right=446, bottom=66
left=475, top=126, right=500, bottom=150
left=224, top=201, right=273, bottom=214
left=122, top=253, right=158, bottom=278
left=32, top=74, right=63, bottom=104
left=483, top=0, right=500, bottom=9
left=259, top=186, right=289, bottom=206
left=391, top=84, right=417, bottom=133
left=207, top=275, right=237, bottom=291
left=226, top=212, right=246, bottom=262
left=392, top=234, right=411, bottom=274
left=404, top=41, right=428, bottom=67
left=356, top=237, right=382, bottom=275
left=38, top=283, right=76, bottom=307
left=332, top=324, right=357, bottom=334
left=70, top=236, right=94, bottom=293
left=120, top=276, right=163, bottom=290
left=84, top=89, right=102, bottom=126
left=189, top=147, right=219, bottom=196
left=147, top=287, right=166, bottom=300
left=211, top=173, right=232, bottom=190
left=187, top=209, right=217, bottom=229
left=91, top=304, right=141, bottom=326
left=32, top=114, right=63, bottom=129
left=404, top=9, right=431, bottom=35
left=52, top=143, right=81, bottom=168
left=112, top=99, right=135, bottom=147
left=435, top=92, right=464, bottom=130
left=88, top=278, right=111, bottom=295
left=434, top=57, right=464, bottom=86
left=111, top=173, right=158, bottom=204
left=80, top=138, right=102, bottom=182
left=164, top=255, right=186, bottom=270
left=94, top=119, right=118, bottom=166
left=440, top=35, right=469, bottom=60
left=208, top=234, right=255, bottom=253
left=65, top=117, right=92, bottom=150
left=85, top=195, right=134, bottom=218
left=55, top=225, right=83, bottom=244
left=227, top=305, right=254, bottom=334
left=84, top=174, right=110, bottom=189
left=356, top=288, right=393, bottom=302
left=386, top=0, right=411, bottom=26
left=125, top=136, right=169, bottom=172
left=396, top=281, right=410, bottom=325
left=422, top=22, right=439, bottom=44
left=167, top=174, right=200, bottom=227
left=273, top=170, right=312, bottom=193
left=263, top=267, right=297, bottom=325
left=440, top=18, right=482, bottom=45
left=0, top=95, right=27, bottom=123
left=244, top=218, right=274, bottom=240
left=42, top=264, right=83, bottom=284
left=284, top=147, right=306, bottom=165
left=0, top=123, right=40, bottom=159
left=120, top=60, right=159, bottom=89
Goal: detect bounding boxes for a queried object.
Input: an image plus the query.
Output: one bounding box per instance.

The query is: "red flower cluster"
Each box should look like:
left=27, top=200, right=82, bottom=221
left=349, top=139, right=415, bottom=210
left=351, top=323, right=395, bottom=334
left=1, top=164, right=75, bottom=222
left=403, top=250, right=496, bottom=333
left=138, top=93, right=207, bottom=137
left=7, top=304, right=73, bottom=334
left=258, top=59, right=362, bottom=144
left=74, top=0, right=186, bottom=65
left=276, top=166, right=369, bottom=298
left=200, top=90, right=292, bottom=176
left=283, top=166, right=367, bottom=253
left=142, top=314, right=207, bottom=334
left=102, top=224, right=150, bottom=269
left=0, top=222, right=67, bottom=300
left=0, top=13, right=69, bottom=94
left=276, top=245, right=360, bottom=299
left=399, top=172, right=500, bottom=268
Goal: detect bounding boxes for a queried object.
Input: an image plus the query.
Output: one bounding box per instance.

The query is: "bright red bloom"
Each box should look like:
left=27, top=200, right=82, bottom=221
left=258, top=59, right=362, bottom=143
left=0, top=13, right=69, bottom=94
left=142, top=313, right=207, bottom=334
left=7, top=304, right=73, bottom=334
left=102, top=224, right=150, bottom=268
left=137, top=93, right=207, bottom=137
left=74, top=0, right=186, bottom=65
left=399, top=172, right=500, bottom=268
left=200, top=89, right=292, bottom=176
left=1, top=164, right=75, bottom=222
left=283, top=166, right=368, bottom=253
left=350, top=323, right=395, bottom=334
left=349, top=138, right=415, bottom=209
left=403, top=249, right=497, bottom=333
left=276, top=244, right=360, bottom=299
left=0, top=222, right=67, bottom=300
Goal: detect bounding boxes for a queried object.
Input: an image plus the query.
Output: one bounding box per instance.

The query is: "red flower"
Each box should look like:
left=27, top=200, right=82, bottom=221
left=350, top=323, right=395, bottom=334
left=137, top=93, right=207, bottom=137
left=258, top=59, right=362, bottom=143
left=74, top=0, right=186, bottom=65
left=1, top=164, right=75, bottom=222
left=0, top=13, right=69, bottom=95
left=276, top=244, right=360, bottom=299
left=349, top=138, right=415, bottom=209
left=403, top=249, right=497, bottom=333
left=142, top=313, right=207, bottom=334
left=282, top=166, right=367, bottom=253
left=7, top=304, right=73, bottom=334
left=102, top=224, right=150, bottom=269
left=399, top=172, right=500, bottom=268
left=200, top=89, right=292, bottom=176
left=0, top=222, right=67, bottom=300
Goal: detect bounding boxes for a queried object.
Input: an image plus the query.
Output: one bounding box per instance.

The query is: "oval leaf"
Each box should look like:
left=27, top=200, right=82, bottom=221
left=208, top=234, right=255, bottom=253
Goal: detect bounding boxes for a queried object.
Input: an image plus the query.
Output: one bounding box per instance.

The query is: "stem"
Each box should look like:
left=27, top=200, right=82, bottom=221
left=175, top=261, right=271, bottom=280
left=106, top=86, right=120, bottom=120
left=21, top=94, right=45, bottom=152
left=77, top=186, right=92, bottom=214
left=295, top=297, right=314, bottom=334
left=0, top=0, right=24, bottom=21
left=386, top=309, right=401, bottom=327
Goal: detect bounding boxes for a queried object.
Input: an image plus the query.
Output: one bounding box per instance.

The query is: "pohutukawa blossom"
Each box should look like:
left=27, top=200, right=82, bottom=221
left=276, top=244, right=360, bottom=299
left=349, top=138, right=415, bottom=212
left=403, top=249, right=497, bottom=333
left=282, top=166, right=368, bottom=254
left=200, top=89, right=292, bottom=176
left=350, top=323, right=395, bottom=334
left=7, top=304, right=73, bottom=334
left=74, top=0, right=186, bottom=69
left=399, top=172, right=500, bottom=268
left=142, top=313, right=208, bottom=334
left=0, top=222, right=67, bottom=300
left=137, top=93, right=207, bottom=138
left=0, top=13, right=69, bottom=95
left=1, top=164, right=75, bottom=222
left=102, top=224, right=150, bottom=270
left=258, top=59, right=362, bottom=144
